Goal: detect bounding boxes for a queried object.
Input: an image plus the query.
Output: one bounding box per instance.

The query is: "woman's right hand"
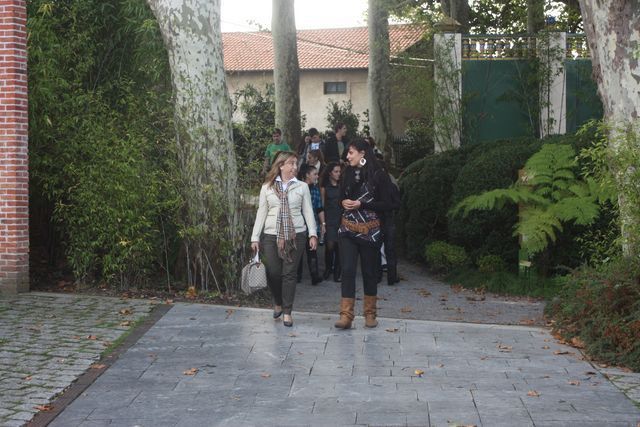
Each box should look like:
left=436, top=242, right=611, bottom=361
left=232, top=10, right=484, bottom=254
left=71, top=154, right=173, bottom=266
left=251, top=241, right=259, bottom=253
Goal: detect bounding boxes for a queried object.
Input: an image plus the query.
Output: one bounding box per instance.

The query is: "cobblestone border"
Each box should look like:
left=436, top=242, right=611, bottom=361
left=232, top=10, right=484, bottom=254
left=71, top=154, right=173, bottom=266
left=25, top=303, right=172, bottom=427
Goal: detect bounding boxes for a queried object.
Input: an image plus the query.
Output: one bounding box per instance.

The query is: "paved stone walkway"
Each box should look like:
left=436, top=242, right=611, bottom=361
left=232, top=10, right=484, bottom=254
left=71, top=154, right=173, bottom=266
left=50, top=304, right=640, bottom=427
left=0, top=293, right=154, bottom=427
left=295, top=260, right=546, bottom=325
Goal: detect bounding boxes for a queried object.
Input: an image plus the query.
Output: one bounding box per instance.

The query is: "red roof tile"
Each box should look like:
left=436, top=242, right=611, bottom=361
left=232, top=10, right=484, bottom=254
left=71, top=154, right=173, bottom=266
left=222, top=24, right=427, bottom=72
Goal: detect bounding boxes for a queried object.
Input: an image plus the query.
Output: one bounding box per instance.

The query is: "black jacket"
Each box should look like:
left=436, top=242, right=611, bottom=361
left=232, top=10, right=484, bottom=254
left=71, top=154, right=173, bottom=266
left=340, top=167, right=395, bottom=214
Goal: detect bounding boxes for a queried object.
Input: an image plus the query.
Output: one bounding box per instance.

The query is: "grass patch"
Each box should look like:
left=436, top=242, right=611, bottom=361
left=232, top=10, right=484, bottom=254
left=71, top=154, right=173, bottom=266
left=446, top=268, right=562, bottom=299
left=100, top=314, right=149, bottom=358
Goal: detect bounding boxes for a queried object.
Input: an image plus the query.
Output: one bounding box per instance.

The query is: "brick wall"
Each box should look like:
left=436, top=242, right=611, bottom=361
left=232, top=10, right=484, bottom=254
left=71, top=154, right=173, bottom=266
left=0, top=0, right=28, bottom=294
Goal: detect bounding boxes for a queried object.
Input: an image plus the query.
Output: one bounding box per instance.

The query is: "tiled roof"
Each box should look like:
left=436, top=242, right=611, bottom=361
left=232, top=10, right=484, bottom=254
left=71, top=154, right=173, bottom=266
left=222, top=24, right=427, bottom=72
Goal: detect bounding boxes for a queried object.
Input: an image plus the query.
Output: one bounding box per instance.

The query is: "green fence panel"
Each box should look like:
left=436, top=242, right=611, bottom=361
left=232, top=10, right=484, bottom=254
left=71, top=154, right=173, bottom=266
left=462, top=58, right=602, bottom=144
left=565, top=59, right=603, bottom=133
left=462, top=60, right=535, bottom=144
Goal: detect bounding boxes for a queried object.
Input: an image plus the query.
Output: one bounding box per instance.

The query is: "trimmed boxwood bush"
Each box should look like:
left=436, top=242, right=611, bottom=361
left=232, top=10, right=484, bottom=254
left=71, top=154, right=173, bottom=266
left=477, top=254, right=507, bottom=273
left=424, top=241, right=468, bottom=273
left=398, top=146, right=475, bottom=260
left=447, top=138, right=543, bottom=265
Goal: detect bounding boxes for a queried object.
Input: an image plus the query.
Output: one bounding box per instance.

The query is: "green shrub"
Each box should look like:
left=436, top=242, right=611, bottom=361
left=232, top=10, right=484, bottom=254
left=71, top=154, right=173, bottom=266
left=28, top=0, right=179, bottom=288
left=232, top=84, right=276, bottom=190
left=398, top=146, right=475, bottom=259
left=477, top=255, right=507, bottom=273
left=424, top=241, right=468, bottom=273
left=546, top=259, right=640, bottom=370
left=325, top=99, right=360, bottom=139
left=448, top=137, right=542, bottom=264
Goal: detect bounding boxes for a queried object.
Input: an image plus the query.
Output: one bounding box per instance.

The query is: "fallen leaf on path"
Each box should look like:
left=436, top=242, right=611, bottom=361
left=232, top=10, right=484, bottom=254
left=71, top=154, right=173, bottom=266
left=542, top=345, right=550, bottom=349
left=439, top=294, right=448, bottom=301
left=480, top=356, right=488, bottom=360
left=418, top=290, right=431, bottom=297
left=385, top=328, right=399, bottom=333
left=497, top=344, right=512, bottom=353
left=288, top=333, right=297, bottom=337
left=225, top=309, right=234, bottom=318
left=183, top=368, right=198, bottom=376
left=90, top=364, right=107, bottom=369
left=527, top=390, right=540, bottom=397
left=519, top=319, right=536, bottom=325
left=34, top=404, right=53, bottom=411
left=553, top=350, right=573, bottom=355
left=451, top=284, right=463, bottom=293
left=568, top=380, right=580, bottom=386
left=24, top=376, right=32, bottom=381
left=414, top=369, right=424, bottom=377
left=165, top=299, right=174, bottom=304
left=260, top=373, right=271, bottom=378
left=118, top=308, right=133, bottom=315
left=86, top=335, right=98, bottom=340
left=570, top=337, right=585, bottom=349
left=102, top=341, right=111, bottom=347
left=437, top=364, right=445, bottom=368
left=186, top=286, right=197, bottom=299
left=466, top=295, right=485, bottom=302
left=400, top=306, right=412, bottom=313
left=585, top=371, right=597, bottom=376
left=120, top=320, right=132, bottom=327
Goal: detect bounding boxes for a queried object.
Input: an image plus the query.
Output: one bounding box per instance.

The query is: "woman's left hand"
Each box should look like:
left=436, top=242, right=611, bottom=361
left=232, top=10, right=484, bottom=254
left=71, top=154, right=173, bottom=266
left=309, top=236, right=318, bottom=251
left=341, top=199, right=361, bottom=210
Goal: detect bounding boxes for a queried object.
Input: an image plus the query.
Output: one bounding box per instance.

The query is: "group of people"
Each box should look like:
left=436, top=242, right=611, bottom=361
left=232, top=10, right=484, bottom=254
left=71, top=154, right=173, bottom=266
left=251, top=125, right=399, bottom=329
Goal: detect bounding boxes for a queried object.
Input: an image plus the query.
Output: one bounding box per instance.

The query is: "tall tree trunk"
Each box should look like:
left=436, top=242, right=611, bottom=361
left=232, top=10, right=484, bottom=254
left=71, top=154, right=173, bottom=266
left=368, top=0, right=393, bottom=161
left=146, top=0, right=239, bottom=289
left=527, top=0, right=545, bottom=34
left=272, top=0, right=301, bottom=149
left=579, top=0, right=640, bottom=258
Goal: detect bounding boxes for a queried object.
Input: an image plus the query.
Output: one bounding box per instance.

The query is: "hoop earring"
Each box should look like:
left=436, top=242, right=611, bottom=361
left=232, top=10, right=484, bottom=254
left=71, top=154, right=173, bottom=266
left=359, top=157, right=367, bottom=167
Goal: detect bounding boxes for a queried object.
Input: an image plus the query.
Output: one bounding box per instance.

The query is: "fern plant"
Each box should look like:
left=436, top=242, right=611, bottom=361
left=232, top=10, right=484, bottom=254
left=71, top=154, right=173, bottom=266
left=450, top=144, right=602, bottom=257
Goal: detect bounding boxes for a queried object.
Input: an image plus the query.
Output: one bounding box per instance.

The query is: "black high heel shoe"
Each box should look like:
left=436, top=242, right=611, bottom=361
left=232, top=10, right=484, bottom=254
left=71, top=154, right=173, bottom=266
left=283, top=314, right=293, bottom=327
left=273, top=307, right=283, bottom=319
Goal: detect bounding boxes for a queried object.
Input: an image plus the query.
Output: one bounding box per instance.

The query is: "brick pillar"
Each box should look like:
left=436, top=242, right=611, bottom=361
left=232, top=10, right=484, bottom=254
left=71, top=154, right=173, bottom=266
left=0, top=0, right=29, bottom=294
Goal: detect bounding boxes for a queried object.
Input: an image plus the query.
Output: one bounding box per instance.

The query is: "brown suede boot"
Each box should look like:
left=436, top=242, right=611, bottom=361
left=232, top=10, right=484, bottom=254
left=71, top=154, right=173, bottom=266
left=334, top=298, right=355, bottom=329
left=364, top=295, right=378, bottom=328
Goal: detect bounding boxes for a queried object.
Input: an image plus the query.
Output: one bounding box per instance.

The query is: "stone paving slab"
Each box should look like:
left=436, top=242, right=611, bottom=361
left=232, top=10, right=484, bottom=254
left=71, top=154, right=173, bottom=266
left=0, top=292, right=154, bottom=426
left=50, top=304, right=640, bottom=427
left=295, top=259, right=546, bottom=326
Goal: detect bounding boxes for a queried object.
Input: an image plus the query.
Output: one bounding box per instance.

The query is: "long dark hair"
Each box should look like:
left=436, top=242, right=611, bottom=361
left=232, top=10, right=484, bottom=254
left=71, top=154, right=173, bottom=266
left=341, top=138, right=381, bottom=198
left=320, top=161, right=341, bottom=188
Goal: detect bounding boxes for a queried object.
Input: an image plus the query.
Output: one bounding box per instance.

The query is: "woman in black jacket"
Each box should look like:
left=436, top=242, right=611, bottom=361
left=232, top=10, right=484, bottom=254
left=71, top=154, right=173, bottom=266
left=334, top=138, right=395, bottom=329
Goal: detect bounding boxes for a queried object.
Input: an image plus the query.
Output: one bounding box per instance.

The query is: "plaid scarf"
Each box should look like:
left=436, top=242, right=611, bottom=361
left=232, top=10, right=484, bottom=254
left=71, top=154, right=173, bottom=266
left=274, top=180, right=297, bottom=261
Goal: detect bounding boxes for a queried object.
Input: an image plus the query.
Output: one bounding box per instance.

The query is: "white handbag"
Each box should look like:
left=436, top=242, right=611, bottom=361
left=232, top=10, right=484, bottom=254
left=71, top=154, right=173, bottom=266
left=240, top=250, right=268, bottom=294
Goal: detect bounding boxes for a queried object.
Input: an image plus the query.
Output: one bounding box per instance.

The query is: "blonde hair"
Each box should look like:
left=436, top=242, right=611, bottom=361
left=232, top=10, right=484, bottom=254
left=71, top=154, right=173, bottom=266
left=264, top=151, right=298, bottom=187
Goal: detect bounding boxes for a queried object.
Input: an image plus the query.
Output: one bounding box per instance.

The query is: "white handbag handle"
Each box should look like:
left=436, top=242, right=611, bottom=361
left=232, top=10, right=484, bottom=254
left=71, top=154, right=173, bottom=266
left=252, top=249, right=260, bottom=264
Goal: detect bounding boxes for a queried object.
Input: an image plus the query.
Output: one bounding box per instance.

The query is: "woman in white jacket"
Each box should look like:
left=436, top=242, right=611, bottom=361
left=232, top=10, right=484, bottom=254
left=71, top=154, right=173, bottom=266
left=251, top=151, right=318, bottom=327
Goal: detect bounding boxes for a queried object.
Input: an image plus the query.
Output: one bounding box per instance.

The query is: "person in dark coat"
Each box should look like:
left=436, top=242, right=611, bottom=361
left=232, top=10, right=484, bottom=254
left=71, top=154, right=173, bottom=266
left=334, top=138, right=395, bottom=329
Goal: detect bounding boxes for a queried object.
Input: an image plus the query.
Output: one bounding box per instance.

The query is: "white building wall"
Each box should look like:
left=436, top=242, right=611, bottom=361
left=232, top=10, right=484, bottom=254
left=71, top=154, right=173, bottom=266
left=227, top=69, right=410, bottom=136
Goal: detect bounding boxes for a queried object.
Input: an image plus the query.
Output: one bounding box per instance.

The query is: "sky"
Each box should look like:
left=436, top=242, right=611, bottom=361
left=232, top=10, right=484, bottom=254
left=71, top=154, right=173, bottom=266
left=220, top=0, right=369, bottom=33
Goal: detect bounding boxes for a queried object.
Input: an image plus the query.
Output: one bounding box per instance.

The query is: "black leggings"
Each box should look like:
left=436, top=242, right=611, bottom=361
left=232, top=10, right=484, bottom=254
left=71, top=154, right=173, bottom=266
left=339, top=235, right=380, bottom=298
left=324, top=240, right=340, bottom=274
